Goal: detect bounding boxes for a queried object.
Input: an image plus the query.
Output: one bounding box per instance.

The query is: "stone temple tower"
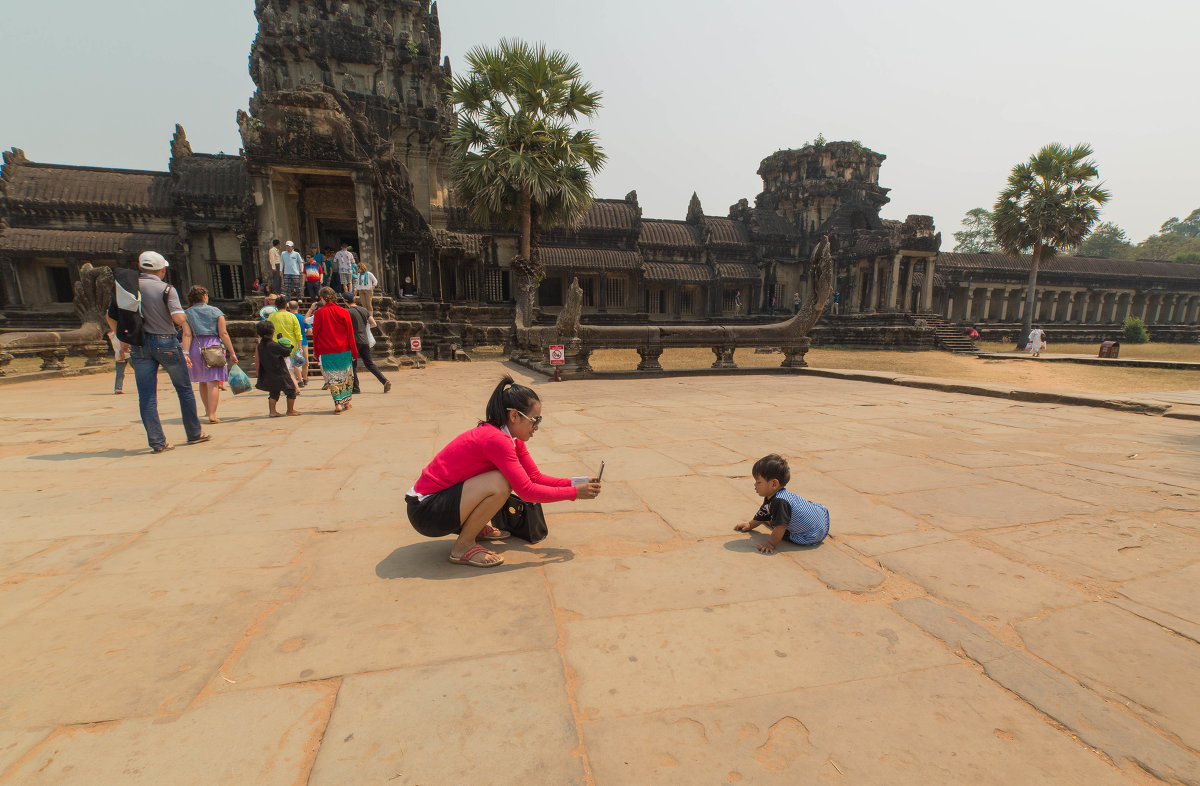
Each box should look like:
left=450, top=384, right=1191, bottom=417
left=755, top=142, right=890, bottom=241
left=238, top=0, right=455, bottom=290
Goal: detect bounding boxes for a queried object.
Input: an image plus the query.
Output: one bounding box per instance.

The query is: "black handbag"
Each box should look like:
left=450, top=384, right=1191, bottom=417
left=492, top=493, right=548, bottom=544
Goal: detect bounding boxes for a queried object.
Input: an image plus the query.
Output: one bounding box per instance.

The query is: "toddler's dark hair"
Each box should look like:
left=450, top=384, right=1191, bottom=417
left=482, top=375, right=540, bottom=428
left=255, top=320, right=275, bottom=339
left=275, top=295, right=287, bottom=309
left=753, top=454, right=790, bottom=486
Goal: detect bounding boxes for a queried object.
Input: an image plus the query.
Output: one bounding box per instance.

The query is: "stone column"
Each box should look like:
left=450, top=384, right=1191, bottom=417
left=921, top=257, right=936, bottom=312
left=1119, top=292, right=1133, bottom=322
left=1047, top=291, right=1060, bottom=322
left=886, top=253, right=902, bottom=311
left=1151, top=294, right=1165, bottom=324
left=998, top=288, right=1011, bottom=321
left=945, top=291, right=954, bottom=320
left=848, top=266, right=860, bottom=314
left=597, top=271, right=608, bottom=313
left=978, top=288, right=991, bottom=322
left=867, top=259, right=880, bottom=313
left=1186, top=295, right=1200, bottom=324
left=351, top=172, right=379, bottom=274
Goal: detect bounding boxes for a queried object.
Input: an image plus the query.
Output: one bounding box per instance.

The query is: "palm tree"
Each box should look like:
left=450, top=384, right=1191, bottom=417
left=446, top=39, right=606, bottom=329
left=993, top=143, right=1109, bottom=348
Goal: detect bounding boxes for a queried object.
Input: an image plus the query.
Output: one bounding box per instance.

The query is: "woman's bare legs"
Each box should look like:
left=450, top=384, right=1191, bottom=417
left=452, top=470, right=510, bottom=564
left=197, top=382, right=214, bottom=420
left=208, top=383, right=221, bottom=422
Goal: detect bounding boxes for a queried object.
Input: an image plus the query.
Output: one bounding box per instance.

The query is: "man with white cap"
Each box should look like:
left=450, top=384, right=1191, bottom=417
left=280, top=240, right=303, bottom=301
left=107, top=251, right=209, bottom=453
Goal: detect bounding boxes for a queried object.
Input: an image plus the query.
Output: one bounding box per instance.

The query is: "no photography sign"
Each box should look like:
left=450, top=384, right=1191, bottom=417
left=410, top=336, right=422, bottom=352
left=549, top=345, right=565, bottom=365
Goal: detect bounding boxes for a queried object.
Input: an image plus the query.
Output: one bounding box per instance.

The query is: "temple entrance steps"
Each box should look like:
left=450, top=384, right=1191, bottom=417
left=907, top=313, right=977, bottom=353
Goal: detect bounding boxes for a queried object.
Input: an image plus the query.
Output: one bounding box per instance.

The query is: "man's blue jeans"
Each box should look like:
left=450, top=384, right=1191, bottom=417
left=130, top=334, right=202, bottom=449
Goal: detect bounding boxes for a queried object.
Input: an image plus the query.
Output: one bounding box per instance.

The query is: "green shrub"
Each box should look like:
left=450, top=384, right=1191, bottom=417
left=1122, top=316, right=1150, bottom=343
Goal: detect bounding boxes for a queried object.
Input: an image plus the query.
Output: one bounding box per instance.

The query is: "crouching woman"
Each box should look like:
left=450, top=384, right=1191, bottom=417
left=406, top=376, right=601, bottom=567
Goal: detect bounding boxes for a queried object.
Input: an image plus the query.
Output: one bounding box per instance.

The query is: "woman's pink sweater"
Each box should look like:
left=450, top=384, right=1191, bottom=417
left=414, top=424, right=577, bottom=503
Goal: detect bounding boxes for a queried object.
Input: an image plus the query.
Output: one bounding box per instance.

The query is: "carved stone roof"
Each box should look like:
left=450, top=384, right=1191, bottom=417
left=433, top=229, right=484, bottom=256
left=5, top=163, right=173, bottom=213
left=540, top=246, right=642, bottom=271
left=937, top=252, right=1200, bottom=281
left=715, top=262, right=760, bottom=280
left=639, top=219, right=700, bottom=248
left=749, top=209, right=802, bottom=238
left=173, top=155, right=252, bottom=203
left=704, top=216, right=751, bottom=246
left=0, top=228, right=178, bottom=256
left=577, top=199, right=638, bottom=231
left=643, top=262, right=713, bottom=283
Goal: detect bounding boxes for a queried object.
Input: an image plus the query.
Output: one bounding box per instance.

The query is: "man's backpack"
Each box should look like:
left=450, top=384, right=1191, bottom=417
left=110, top=268, right=168, bottom=347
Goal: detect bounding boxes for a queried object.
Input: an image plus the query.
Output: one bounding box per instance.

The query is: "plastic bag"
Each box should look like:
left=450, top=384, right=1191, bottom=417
left=228, top=363, right=252, bottom=395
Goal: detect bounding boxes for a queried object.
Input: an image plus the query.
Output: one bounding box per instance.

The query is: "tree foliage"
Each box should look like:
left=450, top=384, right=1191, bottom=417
left=1072, top=221, right=1135, bottom=259
left=445, top=39, right=605, bottom=326
left=1132, top=207, right=1200, bottom=262
left=992, top=143, right=1109, bottom=345
left=1159, top=207, right=1200, bottom=238
left=952, top=207, right=1000, bottom=253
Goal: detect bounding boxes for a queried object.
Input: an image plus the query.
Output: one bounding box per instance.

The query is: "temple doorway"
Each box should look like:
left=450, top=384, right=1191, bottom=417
left=316, top=220, right=358, bottom=260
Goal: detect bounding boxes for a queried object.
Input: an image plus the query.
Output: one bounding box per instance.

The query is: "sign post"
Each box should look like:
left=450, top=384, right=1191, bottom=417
left=410, top=336, right=422, bottom=353
left=549, top=344, right=565, bottom=382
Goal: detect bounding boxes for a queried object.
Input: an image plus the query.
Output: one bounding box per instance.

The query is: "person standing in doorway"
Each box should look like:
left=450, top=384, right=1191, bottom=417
left=333, top=243, right=356, bottom=297
left=106, top=251, right=209, bottom=453
left=345, top=292, right=392, bottom=394
left=268, top=239, right=282, bottom=293
left=303, top=251, right=324, bottom=301
left=733, top=290, right=742, bottom=317
left=280, top=241, right=303, bottom=301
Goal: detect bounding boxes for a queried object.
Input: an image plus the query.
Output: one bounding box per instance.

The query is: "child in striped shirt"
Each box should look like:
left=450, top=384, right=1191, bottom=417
left=734, top=454, right=830, bottom=554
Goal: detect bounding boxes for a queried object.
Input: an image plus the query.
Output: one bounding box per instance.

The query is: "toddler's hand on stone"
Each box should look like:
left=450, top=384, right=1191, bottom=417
left=734, top=523, right=752, bottom=532
left=757, top=542, right=776, bottom=554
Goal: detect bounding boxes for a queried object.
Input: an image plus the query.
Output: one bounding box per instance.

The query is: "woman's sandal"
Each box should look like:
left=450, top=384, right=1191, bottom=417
left=448, top=544, right=504, bottom=568
left=480, top=524, right=510, bottom=540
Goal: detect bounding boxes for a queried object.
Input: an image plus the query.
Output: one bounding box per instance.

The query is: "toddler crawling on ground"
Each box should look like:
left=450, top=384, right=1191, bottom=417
left=734, top=454, right=830, bottom=554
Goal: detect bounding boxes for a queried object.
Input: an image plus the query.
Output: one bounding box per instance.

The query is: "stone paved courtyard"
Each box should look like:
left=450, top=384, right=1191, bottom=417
left=1, top=363, right=1198, bottom=784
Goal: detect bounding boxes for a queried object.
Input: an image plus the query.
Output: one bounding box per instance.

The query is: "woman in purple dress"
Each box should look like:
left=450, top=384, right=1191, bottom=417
left=183, top=286, right=239, bottom=424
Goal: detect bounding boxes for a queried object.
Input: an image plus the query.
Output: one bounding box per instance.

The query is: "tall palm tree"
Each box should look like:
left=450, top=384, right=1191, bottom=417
left=446, top=39, right=606, bottom=329
left=993, top=143, right=1109, bottom=348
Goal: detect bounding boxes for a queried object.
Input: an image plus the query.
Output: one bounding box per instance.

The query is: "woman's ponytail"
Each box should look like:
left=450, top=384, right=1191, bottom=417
left=482, top=375, right=540, bottom=428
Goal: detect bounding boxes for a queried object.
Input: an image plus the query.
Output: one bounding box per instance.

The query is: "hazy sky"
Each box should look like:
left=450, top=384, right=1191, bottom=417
left=3, top=0, right=1196, bottom=245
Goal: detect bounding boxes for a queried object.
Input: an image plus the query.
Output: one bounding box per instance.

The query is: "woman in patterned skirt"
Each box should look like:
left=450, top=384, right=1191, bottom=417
left=309, top=287, right=358, bottom=414
left=183, top=286, right=238, bottom=423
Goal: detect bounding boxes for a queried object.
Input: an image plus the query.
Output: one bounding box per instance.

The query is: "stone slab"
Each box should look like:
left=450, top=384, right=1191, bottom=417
left=1117, top=562, right=1200, bottom=626
left=221, top=563, right=558, bottom=690
left=564, top=594, right=957, bottom=718
left=876, top=540, right=1087, bottom=623
left=0, top=728, right=52, bottom=775
left=826, top=463, right=979, bottom=495
left=1018, top=601, right=1200, bottom=751
left=0, top=567, right=301, bottom=728
left=844, top=529, right=954, bottom=557
left=308, top=650, right=585, bottom=785
left=626, top=474, right=761, bottom=539
left=583, top=665, right=1130, bottom=785
left=893, top=597, right=1200, bottom=784
left=3, top=681, right=336, bottom=786
left=883, top=482, right=1098, bottom=531
left=987, top=516, right=1200, bottom=582
left=546, top=539, right=824, bottom=619
left=783, top=540, right=885, bottom=593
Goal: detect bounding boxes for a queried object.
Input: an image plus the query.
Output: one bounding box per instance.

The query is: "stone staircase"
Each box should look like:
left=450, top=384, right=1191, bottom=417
left=909, top=313, right=977, bottom=353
